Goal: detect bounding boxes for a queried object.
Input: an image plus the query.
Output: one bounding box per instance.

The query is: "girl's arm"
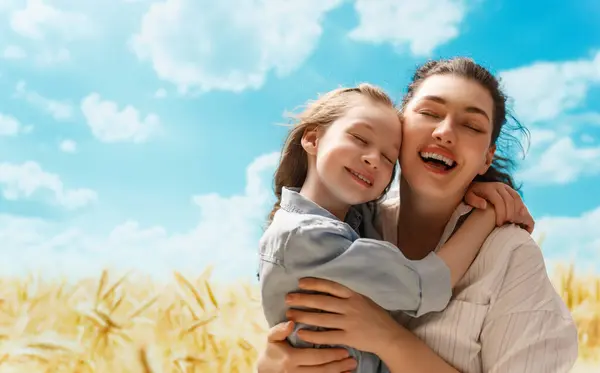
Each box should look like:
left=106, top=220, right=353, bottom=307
left=465, top=181, right=535, bottom=233
left=436, top=207, right=496, bottom=286
left=279, top=221, right=453, bottom=317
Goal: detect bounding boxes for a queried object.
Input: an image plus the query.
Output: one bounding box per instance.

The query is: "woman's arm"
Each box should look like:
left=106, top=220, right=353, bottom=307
left=285, top=278, right=464, bottom=373
left=376, top=325, right=460, bottom=373
left=255, top=321, right=357, bottom=373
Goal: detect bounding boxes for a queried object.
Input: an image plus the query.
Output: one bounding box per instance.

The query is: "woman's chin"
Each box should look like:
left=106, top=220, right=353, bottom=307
left=409, top=178, right=465, bottom=204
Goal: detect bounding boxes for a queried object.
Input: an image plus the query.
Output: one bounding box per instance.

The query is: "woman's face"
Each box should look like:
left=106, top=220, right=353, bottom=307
left=400, top=74, right=496, bottom=201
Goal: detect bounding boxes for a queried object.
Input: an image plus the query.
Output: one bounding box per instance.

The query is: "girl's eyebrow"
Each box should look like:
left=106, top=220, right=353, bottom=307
left=352, top=121, right=400, bottom=150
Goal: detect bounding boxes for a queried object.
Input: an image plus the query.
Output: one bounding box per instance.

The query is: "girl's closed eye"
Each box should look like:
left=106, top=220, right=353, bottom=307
left=352, top=134, right=367, bottom=144
left=383, top=154, right=395, bottom=164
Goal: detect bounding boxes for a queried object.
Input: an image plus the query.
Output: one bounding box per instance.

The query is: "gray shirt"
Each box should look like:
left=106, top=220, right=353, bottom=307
left=258, top=187, right=453, bottom=372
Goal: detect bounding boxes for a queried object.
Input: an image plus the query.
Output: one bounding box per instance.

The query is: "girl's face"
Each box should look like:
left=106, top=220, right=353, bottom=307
left=303, top=96, right=402, bottom=206
left=400, top=74, right=496, bottom=202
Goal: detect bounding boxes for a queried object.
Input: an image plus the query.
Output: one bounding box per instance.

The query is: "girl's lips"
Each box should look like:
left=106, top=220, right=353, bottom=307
left=345, top=167, right=374, bottom=186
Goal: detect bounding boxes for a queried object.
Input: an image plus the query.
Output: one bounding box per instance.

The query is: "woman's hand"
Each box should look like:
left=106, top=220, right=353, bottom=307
left=256, top=320, right=357, bottom=373
left=464, top=181, right=535, bottom=233
left=285, top=277, right=400, bottom=356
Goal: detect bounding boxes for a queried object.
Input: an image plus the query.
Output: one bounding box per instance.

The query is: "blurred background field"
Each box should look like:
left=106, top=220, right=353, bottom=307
left=0, top=263, right=597, bottom=373
left=0, top=1, right=598, bottom=372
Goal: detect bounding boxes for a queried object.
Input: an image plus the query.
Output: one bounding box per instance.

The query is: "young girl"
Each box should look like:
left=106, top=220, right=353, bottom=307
left=258, top=84, right=530, bottom=373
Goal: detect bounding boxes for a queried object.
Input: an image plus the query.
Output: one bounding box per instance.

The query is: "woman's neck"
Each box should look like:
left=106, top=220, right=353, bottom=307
left=396, top=180, right=462, bottom=259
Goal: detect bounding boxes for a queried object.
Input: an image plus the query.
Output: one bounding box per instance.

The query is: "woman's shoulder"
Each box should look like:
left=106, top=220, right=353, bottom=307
left=466, top=224, right=572, bottom=317
left=475, top=224, right=544, bottom=273
left=480, top=224, right=536, bottom=256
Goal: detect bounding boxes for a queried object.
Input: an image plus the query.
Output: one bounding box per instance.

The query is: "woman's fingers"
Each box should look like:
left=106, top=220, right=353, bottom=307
left=297, top=329, right=347, bottom=346
left=286, top=293, right=345, bottom=314
left=298, top=358, right=357, bottom=373
left=267, top=321, right=295, bottom=342
left=292, top=348, right=354, bottom=368
left=297, top=278, right=354, bottom=299
left=286, top=310, right=343, bottom=330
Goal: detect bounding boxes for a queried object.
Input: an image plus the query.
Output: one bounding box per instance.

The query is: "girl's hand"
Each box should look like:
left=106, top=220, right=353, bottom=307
left=256, top=320, right=357, bottom=373
left=285, top=277, right=401, bottom=356
left=464, top=182, right=535, bottom=233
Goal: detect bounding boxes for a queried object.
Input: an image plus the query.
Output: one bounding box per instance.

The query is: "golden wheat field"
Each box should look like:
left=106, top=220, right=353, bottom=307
left=0, top=263, right=597, bottom=373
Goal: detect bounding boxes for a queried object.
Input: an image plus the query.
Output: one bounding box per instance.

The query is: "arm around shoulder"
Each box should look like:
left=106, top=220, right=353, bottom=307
left=480, top=230, right=578, bottom=372
left=283, top=221, right=452, bottom=316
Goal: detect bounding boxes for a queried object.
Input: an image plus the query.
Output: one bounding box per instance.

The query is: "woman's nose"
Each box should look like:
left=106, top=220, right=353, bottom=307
left=432, top=118, right=456, bottom=145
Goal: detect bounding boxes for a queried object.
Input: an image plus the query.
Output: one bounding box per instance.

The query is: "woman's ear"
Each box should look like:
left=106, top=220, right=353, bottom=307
left=478, top=144, right=496, bottom=175
left=301, top=127, right=319, bottom=156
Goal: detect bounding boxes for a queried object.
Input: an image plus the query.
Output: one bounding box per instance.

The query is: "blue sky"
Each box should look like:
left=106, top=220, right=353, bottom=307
left=0, top=0, right=599, bottom=283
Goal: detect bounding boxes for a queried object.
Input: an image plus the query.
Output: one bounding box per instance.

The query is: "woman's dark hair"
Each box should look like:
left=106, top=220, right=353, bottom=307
left=400, top=57, right=530, bottom=191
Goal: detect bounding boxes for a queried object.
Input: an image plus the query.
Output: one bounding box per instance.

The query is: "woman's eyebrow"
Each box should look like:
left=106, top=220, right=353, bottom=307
left=420, top=95, right=490, bottom=121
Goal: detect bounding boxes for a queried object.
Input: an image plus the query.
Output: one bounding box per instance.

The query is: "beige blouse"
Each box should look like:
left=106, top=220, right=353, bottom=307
left=376, top=197, right=579, bottom=373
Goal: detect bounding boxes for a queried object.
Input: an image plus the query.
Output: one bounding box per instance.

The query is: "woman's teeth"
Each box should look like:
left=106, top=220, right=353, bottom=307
left=420, top=152, right=456, bottom=168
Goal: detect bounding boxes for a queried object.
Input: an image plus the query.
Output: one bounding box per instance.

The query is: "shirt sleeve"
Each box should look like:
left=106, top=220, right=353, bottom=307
left=283, top=222, right=452, bottom=317
left=480, top=238, right=579, bottom=372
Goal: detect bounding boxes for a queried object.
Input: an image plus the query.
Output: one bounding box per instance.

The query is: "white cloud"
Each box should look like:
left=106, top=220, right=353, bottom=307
left=130, top=0, right=342, bottom=93
left=0, top=152, right=279, bottom=282
left=0, top=113, right=22, bottom=136
left=15, top=81, right=73, bottom=121
left=80, top=93, right=161, bottom=143
left=59, top=139, right=77, bottom=153
left=535, top=205, right=600, bottom=274
left=10, top=0, right=94, bottom=41
left=5, top=0, right=96, bottom=66
left=34, top=46, right=70, bottom=65
left=499, top=51, right=600, bottom=124
left=528, top=128, right=558, bottom=149
left=2, top=45, right=26, bottom=60
left=518, top=137, right=600, bottom=185
left=349, top=0, right=468, bottom=56
left=0, top=161, right=97, bottom=210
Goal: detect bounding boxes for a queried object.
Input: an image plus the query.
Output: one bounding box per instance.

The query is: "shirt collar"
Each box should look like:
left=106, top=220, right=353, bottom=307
left=382, top=187, right=474, bottom=251
left=279, top=187, right=363, bottom=232
left=434, top=202, right=474, bottom=251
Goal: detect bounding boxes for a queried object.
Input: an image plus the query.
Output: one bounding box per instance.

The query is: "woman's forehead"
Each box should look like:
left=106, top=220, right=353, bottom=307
left=411, top=75, right=494, bottom=116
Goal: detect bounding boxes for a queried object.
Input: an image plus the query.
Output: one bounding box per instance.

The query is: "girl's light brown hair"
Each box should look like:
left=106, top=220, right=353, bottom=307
left=267, top=83, right=400, bottom=224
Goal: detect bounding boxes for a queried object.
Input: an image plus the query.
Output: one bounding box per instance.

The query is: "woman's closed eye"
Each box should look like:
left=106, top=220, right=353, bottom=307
left=419, top=110, right=441, bottom=119
left=464, top=122, right=485, bottom=133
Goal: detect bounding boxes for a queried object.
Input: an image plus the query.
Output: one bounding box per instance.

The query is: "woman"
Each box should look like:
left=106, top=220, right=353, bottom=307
left=256, top=57, right=579, bottom=373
